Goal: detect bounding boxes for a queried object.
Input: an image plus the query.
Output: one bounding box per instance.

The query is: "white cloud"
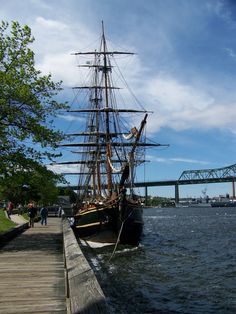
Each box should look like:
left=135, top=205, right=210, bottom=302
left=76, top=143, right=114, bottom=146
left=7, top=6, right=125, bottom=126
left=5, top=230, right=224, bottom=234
left=211, top=0, right=236, bottom=28
left=147, top=75, right=214, bottom=111
left=47, top=164, right=81, bottom=174
left=31, top=16, right=96, bottom=74
left=133, top=73, right=236, bottom=134
left=225, top=47, right=236, bottom=61
left=58, top=114, right=84, bottom=122
left=148, top=155, right=210, bottom=165
left=170, top=158, right=210, bottom=165
left=35, top=16, right=68, bottom=31
left=36, top=52, right=79, bottom=86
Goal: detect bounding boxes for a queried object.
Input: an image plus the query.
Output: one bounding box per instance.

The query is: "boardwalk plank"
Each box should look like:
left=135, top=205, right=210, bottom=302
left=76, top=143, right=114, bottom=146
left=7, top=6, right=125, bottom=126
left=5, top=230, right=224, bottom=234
left=0, top=218, right=67, bottom=314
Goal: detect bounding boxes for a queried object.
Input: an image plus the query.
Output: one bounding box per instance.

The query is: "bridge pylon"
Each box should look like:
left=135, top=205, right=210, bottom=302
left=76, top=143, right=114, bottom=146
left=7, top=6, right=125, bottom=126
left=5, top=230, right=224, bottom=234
left=175, top=183, right=179, bottom=204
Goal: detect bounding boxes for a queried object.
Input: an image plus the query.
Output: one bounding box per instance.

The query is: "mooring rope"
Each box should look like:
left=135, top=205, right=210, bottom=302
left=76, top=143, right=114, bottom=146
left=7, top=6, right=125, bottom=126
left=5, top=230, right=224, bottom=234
left=107, top=206, right=135, bottom=263
left=108, top=221, right=125, bottom=263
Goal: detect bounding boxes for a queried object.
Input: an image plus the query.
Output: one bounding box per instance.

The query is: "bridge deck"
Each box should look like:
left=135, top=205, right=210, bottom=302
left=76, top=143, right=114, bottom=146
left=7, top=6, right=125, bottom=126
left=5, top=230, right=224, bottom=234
left=0, top=218, right=67, bottom=314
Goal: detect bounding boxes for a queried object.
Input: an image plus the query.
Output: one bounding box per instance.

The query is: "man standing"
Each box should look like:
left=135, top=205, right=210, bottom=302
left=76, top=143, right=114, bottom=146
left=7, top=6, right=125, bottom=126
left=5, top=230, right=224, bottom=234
left=40, top=206, right=48, bottom=226
left=28, top=203, right=37, bottom=228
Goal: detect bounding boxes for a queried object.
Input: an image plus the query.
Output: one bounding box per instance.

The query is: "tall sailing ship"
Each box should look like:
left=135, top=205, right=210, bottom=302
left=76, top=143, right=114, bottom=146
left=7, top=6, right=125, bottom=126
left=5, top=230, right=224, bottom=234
left=59, top=23, right=164, bottom=245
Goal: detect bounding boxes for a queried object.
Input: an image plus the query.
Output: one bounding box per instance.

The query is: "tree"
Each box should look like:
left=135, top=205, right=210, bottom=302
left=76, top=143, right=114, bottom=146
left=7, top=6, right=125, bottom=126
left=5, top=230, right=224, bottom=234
left=0, top=21, right=68, bottom=176
left=58, top=186, right=77, bottom=203
left=0, top=164, right=65, bottom=205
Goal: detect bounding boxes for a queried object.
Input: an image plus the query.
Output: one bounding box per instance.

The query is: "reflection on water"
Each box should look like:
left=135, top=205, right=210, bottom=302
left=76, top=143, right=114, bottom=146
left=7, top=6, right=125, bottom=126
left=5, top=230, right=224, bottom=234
left=80, top=206, right=236, bottom=314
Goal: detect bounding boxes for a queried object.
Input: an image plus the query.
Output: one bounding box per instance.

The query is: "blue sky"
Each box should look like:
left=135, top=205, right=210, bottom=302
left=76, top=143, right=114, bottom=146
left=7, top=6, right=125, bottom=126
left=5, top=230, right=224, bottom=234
left=2, top=0, right=236, bottom=198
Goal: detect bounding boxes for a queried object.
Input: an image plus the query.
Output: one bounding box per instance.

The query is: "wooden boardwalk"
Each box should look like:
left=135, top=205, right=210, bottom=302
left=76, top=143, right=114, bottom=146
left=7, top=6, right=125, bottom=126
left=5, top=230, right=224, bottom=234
left=0, top=218, right=67, bottom=314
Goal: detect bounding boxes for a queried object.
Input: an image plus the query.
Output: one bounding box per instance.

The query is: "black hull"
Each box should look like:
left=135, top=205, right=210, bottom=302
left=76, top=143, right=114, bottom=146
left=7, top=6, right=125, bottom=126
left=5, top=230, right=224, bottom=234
left=73, top=203, right=143, bottom=246
left=119, top=220, right=143, bottom=245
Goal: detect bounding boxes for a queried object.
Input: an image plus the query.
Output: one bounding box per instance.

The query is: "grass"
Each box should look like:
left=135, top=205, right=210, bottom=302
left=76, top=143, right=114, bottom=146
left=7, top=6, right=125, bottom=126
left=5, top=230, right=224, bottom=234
left=0, top=209, right=17, bottom=233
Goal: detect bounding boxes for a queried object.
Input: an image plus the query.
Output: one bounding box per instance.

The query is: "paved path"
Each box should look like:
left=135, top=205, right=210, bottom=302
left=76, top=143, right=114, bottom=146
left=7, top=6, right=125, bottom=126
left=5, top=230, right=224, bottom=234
left=10, top=214, right=28, bottom=225
left=0, top=218, right=67, bottom=314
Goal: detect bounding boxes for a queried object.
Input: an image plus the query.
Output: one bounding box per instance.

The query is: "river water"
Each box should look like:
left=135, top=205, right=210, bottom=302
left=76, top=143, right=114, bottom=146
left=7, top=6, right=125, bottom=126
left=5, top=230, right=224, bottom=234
left=81, top=206, right=236, bottom=314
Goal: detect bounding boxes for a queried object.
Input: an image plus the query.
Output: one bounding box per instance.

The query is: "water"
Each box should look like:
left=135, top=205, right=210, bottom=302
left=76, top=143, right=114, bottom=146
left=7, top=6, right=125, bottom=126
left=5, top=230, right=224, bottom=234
left=81, top=206, right=236, bottom=313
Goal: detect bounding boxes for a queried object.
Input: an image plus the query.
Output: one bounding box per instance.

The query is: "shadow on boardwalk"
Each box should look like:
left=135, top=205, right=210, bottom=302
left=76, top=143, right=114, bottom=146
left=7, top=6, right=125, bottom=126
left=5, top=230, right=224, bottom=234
left=2, top=231, right=63, bottom=252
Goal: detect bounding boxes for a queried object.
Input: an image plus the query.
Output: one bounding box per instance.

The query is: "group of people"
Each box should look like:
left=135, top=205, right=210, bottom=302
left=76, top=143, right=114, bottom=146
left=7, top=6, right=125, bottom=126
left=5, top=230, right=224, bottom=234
left=4, top=201, right=64, bottom=228
left=28, top=203, right=48, bottom=227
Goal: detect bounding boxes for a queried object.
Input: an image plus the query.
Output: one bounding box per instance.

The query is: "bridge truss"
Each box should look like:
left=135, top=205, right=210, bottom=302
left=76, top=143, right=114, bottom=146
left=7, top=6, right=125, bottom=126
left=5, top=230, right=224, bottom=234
left=178, top=164, right=236, bottom=181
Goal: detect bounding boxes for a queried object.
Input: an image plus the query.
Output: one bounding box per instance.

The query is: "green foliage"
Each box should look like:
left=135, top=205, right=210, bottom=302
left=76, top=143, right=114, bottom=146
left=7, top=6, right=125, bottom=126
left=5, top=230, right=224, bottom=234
left=58, top=186, right=77, bottom=203
left=0, top=21, right=68, bottom=175
left=146, top=196, right=175, bottom=207
left=0, top=164, right=66, bottom=205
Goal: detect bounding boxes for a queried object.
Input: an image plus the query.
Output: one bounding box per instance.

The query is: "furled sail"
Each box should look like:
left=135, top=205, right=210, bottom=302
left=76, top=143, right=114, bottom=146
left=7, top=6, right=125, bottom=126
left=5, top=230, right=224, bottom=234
left=108, top=157, right=122, bottom=173
left=123, top=127, right=139, bottom=140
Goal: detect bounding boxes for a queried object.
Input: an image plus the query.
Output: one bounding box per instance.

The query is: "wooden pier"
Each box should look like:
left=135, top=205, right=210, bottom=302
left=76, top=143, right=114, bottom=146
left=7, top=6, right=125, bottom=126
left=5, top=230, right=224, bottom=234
left=0, top=218, right=67, bottom=314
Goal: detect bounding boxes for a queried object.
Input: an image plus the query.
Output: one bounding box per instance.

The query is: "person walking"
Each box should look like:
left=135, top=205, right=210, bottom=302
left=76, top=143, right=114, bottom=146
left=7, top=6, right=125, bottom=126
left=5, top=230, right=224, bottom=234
left=7, top=201, right=14, bottom=216
left=28, top=203, right=37, bottom=228
left=40, top=206, right=48, bottom=226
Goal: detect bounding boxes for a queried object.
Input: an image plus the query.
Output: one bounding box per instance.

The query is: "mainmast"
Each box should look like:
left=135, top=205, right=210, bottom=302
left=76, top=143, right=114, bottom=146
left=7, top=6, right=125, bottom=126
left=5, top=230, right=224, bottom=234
left=93, top=52, right=101, bottom=196
left=101, top=21, right=113, bottom=196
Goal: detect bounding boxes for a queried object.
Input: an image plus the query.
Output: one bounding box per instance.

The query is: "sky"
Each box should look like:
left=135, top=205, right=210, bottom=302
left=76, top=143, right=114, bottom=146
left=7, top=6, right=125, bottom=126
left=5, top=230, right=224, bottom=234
left=2, top=0, right=236, bottom=198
